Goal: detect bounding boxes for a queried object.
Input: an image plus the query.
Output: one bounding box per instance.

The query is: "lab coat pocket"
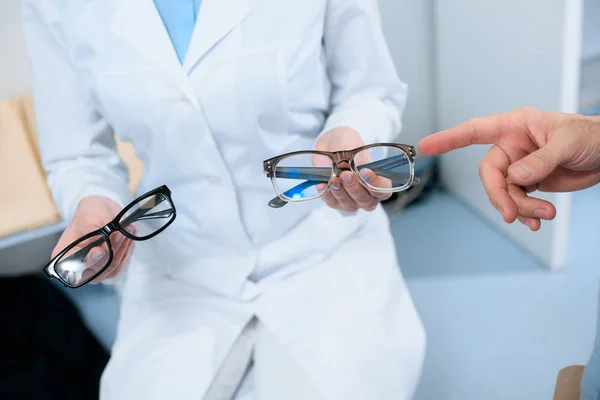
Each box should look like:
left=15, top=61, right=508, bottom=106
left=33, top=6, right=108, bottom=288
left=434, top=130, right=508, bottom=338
left=278, top=22, right=328, bottom=129
left=262, top=22, right=327, bottom=152
left=247, top=49, right=293, bottom=154
left=204, top=43, right=298, bottom=155
left=229, top=48, right=293, bottom=155
left=244, top=23, right=324, bottom=154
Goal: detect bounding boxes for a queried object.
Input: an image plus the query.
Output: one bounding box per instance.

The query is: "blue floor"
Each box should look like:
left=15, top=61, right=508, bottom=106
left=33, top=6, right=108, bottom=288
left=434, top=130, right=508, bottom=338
left=393, top=187, right=600, bottom=399
left=63, top=185, right=600, bottom=399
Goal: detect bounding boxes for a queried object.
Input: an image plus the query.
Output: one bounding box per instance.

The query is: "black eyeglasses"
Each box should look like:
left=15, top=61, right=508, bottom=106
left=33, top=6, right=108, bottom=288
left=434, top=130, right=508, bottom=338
left=263, top=143, right=420, bottom=208
left=44, top=185, right=176, bottom=288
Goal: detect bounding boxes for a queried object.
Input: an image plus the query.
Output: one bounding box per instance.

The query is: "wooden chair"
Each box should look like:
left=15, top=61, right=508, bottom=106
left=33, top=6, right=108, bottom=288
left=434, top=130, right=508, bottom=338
left=0, top=93, right=144, bottom=276
left=0, top=96, right=60, bottom=238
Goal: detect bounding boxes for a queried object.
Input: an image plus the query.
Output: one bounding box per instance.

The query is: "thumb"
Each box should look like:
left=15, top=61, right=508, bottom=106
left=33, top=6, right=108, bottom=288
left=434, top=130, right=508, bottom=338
left=507, top=140, right=569, bottom=186
left=52, top=200, right=118, bottom=258
left=52, top=224, right=82, bottom=258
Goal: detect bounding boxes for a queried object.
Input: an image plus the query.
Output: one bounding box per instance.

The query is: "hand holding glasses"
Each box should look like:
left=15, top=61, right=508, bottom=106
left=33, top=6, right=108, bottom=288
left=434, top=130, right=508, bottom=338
left=44, top=185, right=176, bottom=288
left=263, top=143, right=420, bottom=208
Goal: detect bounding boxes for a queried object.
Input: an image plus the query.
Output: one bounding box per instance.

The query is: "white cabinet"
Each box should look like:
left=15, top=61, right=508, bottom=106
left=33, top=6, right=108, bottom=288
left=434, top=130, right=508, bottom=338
left=581, top=0, right=600, bottom=114
left=583, top=0, right=600, bottom=60
left=379, top=0, right=436, bottom=145
left=434, top=0, right=600, bottom=269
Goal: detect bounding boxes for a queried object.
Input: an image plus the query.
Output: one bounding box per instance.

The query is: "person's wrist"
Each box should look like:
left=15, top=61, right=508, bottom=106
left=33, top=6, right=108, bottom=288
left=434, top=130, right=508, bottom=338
left=591, top=116, right=600, bottom=172
left=590, top=115, right=600, bottom=130
left=583, top=114, right=600, bottom=147
left=578, top=115, right=600, bottom=184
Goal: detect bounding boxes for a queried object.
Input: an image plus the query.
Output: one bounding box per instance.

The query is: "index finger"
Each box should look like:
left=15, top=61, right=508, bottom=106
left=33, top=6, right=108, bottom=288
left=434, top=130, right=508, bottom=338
left=418, top=114, right=508, bottom=156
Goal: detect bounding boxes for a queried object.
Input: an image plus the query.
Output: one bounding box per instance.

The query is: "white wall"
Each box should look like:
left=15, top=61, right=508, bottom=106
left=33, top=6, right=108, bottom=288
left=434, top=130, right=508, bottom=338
left=379, top=0, right=436, bottom=144
left=435, top=0, right=582, bottom=269
left=582, top=0, right=600, bottom=60
left=0, top=0, right=31, bottom=98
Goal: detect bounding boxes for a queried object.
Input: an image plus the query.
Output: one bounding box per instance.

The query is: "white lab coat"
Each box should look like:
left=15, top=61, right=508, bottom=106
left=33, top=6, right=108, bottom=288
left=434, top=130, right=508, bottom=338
left=22, top=0, right=426, bottom=398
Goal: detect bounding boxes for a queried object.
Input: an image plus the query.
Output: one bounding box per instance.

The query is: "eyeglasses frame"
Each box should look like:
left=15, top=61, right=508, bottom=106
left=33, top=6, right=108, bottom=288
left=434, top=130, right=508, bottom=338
left=263, top=143, right=418, bottom=208
left=43, top=185, right=177, bottom=288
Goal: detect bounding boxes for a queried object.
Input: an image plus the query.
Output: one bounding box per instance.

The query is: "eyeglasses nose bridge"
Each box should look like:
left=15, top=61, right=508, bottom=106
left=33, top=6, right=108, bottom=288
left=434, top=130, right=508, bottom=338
left=101, top=222, right=118, bottom=236
left=333, top=159, right=352, bottom=176
left=331, top=150, right=354, bottom=164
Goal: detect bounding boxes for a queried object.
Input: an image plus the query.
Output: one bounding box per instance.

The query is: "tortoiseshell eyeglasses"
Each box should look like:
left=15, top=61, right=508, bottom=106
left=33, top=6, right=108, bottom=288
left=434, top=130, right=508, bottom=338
left=263, top=143, right=420, bottom=208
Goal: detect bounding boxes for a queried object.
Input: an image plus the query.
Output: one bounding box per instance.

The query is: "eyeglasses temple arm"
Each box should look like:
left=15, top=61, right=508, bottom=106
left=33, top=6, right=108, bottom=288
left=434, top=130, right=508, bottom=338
left=358, top=154, right=408, bottom=173
left=267, top=154, right=415, bottom=208
left=124, top=209, right=174, bottom=223
left=271, top=155, right=408, bottom=180
left=273, top=167, right=332, bottom=181
left=268, top=180, right=323, bottom=208
left=120, top=195, right=171, bottom=227
left=268, top=173, right=417, bottom=208
left=275, top=161, right=410, bottom=186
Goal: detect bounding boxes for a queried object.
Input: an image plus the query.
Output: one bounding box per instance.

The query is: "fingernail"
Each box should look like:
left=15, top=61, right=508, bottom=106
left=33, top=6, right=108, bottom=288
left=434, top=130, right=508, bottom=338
left=126, top=226, right=135, bottom=234
left=341, top=173, right=353, bottom=185
left=360, top=170, right=370, bottom=182
left=116, top=234, right=125, bottom=245
left=332, top=183, right=340, bottom=190
left=92, top=251, right=105, bottom=260
left=534, top=209, right=549, bottom=219
left=512, top=163, right=533, bottom=179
